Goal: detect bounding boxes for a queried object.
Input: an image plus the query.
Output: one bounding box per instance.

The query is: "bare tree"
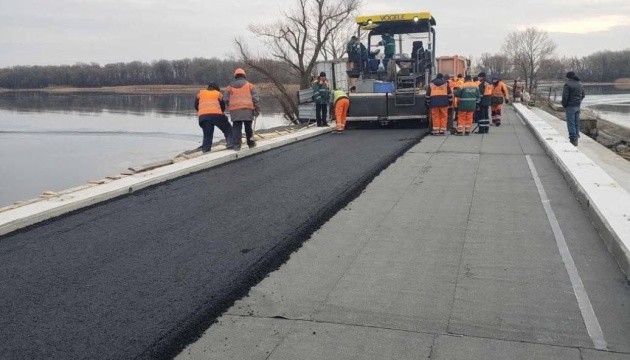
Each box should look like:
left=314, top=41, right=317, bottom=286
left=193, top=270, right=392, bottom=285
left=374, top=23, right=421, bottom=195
left=321, top=20, right=357, bottom=61
left=235, top=0, right=361, bottom=121
left=477, top=52, right=511, bottom=79
left=502, top=27, right=557, bottom=94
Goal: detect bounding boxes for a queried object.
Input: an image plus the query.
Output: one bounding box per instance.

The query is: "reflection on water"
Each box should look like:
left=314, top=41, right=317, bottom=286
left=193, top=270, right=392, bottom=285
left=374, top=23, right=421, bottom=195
left=0, top=91, right=284, bottom=115
left=0, top=91, right=289, bottom=206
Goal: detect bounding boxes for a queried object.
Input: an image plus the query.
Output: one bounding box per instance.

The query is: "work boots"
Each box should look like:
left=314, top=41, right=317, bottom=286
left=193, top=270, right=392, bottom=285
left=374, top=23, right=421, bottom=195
left=570, top=138, right=578, bottom=146
left=225, top=137, right=234, bottom=150
left=247, top=139, right=256, bottom=148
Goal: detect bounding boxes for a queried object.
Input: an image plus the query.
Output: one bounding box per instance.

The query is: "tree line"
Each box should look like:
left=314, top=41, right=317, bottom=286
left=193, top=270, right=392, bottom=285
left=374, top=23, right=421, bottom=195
left=476, top=27, right=630, bottom=95
left=0, top=57, right=299, bottom=89
left=477, top=49, right=630, bottom=84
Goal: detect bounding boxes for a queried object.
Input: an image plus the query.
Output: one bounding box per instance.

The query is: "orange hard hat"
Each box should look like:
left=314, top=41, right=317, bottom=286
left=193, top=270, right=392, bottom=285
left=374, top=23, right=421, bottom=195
left=234, top=68, right=246, bottom=77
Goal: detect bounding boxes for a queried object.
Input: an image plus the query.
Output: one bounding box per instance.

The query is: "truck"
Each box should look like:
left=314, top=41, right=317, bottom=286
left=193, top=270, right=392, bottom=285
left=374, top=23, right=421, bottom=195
left=436, top=55, right=468, bottom=77
left=299, top=11, right=438, bottom=128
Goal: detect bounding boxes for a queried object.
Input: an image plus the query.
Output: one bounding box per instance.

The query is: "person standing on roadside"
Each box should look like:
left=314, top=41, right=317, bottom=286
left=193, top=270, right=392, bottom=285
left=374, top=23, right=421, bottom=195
left=195, top=82, right=233, bottom=153
left=426, top=73, right=452, bottom=135
left=312, top=72, right=331, bottom=127
left=490, top=75, right=509, bottom=126
left=476, top=72, right=493, bottom=134
left=562, top=71, right=586, bottom=146
left=454, top=75, right=480, bottom=135
left=225, top=68, right=260, bottom=151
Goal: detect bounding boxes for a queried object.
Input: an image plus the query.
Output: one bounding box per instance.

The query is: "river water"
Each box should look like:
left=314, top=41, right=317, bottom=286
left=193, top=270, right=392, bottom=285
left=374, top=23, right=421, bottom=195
left=0, top=92, right=288, bottom=207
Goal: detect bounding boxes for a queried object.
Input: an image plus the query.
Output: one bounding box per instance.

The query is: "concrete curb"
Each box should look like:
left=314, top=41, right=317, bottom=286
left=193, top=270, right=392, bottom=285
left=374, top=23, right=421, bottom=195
left=514, top=103, right=630, bottom=278
left=0, top=126, right=333, bottom=237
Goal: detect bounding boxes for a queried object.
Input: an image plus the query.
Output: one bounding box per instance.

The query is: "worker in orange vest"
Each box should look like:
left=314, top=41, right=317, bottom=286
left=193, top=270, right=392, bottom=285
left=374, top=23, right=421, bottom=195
left=333, top=88, right=350, bottom=132
left=490, top=75, right=510, bottom=126
left=194, top=82, right=233, bottom=153
left=476, top=72, right=493, bottom=133
left=225, top=68, right=261, bottom=151
left=448, top=74, right=462, bottom=130
left=426, top=73, right=452, bottom=135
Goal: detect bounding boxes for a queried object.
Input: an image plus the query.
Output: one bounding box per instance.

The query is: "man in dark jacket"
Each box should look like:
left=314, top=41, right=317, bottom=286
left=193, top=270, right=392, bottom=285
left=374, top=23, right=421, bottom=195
left=562, top=71, right=586, bottom=146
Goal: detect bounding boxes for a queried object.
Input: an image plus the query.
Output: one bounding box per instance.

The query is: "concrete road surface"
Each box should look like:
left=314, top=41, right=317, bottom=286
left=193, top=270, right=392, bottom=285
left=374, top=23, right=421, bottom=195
left=176, top=107, right=630, bottom=360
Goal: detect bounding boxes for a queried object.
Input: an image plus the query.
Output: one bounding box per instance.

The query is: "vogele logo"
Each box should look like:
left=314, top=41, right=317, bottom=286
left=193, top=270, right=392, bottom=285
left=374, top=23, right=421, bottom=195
left=379, top=14, right=405, bottom=21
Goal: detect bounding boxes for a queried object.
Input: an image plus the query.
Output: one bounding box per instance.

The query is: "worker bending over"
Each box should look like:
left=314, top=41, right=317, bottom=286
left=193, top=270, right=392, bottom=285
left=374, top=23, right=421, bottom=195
left=490, top=75, right=509, bottom=126
left=454, top=75, right=480, bottom=135
left=333, top=88, right=350, bottom=133
left=195, top=82, right=233, bottom=153
left=225, top=68, right=260, bottom=151
left=426, top=73, right=452, bottom=135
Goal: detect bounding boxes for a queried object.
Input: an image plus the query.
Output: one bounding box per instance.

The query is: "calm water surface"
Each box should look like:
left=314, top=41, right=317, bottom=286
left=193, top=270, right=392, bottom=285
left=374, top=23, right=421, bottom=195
left=0, top=92, right=288, bottom=206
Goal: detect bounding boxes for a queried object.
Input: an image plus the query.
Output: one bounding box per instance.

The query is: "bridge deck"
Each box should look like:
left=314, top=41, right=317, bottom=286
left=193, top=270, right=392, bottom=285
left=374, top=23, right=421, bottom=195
left=1, top=106, right=629, bottom=359
left=177, top=107, right=630, bottom=360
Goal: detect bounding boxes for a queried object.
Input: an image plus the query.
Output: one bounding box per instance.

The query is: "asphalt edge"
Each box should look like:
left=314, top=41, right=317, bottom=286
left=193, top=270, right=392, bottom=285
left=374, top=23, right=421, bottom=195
left=141, top=130, right=428, bottom=360
left=514, top=103, right=630, bottom=279
left=0, top=126, right=333, bottom=237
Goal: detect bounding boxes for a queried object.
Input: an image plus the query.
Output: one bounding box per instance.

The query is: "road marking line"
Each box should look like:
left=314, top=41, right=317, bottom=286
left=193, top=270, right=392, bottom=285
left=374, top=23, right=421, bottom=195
left=526, top=155, right=607, bottom=350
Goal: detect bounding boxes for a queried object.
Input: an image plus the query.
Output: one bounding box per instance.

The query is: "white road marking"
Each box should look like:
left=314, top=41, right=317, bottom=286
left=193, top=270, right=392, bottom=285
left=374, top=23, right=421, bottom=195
left=526, top=155, right=608, bottom=350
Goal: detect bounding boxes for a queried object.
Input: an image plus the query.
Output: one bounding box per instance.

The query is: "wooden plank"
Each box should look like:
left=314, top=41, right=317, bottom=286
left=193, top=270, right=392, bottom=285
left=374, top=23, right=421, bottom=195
left=129, top=159, right=174, bottom=173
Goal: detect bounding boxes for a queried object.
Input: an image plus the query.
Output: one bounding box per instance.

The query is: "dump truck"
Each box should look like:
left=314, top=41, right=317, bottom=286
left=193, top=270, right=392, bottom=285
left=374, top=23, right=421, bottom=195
left=298, top=12, right=437, bottom=127
left=436, top=55, right=469, bottom=77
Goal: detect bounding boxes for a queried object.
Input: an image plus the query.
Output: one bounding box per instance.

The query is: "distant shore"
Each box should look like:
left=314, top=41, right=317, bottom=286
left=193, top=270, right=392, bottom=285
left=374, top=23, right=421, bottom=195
left=0, top=84, right=300, bottom=96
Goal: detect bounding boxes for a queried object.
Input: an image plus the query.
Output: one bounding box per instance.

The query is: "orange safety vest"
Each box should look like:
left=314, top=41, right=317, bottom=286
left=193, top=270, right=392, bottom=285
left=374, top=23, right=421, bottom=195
left=491, top=81, right=509, bottom=100
left=428, top=82, right=450, bottom=107
left=482, top=82, right=493, bottom=96
left=197, top=89, right=223, bottom=116
left=227, top=82, right=255, bottom=111
left=449, top=79, right=461, bottom=107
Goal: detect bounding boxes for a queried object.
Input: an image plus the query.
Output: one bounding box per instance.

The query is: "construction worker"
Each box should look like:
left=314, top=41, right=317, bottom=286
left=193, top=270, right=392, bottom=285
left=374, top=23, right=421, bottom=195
left=346, top=36, right=359, bottom=71
left=448, top=74, right=462, bottom=131
left=444, top=74, right=456, bottom=131
left=490, top=75, right=510, bottom=126
left=477, top=72, right=493, bottom=134
left=333, top=88, right=350, bottom=133
left=194, top=82, right=233, bottom=153
left=472, top=76, right=480, bottom=123
left=374, top=32, right=396, bottom=59
left=312, top=72, right=331, bottom=127
left=454, top=75, right=480, bottom=135
left=456, top=74, right=464, bottom=86
left=426, top=73, right=452, bottom=135
left=225, top=68, right=260, bottom=151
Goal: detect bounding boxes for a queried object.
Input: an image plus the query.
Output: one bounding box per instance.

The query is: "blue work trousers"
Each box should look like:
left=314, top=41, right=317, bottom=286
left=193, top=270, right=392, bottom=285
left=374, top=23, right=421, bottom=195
left=565, top=106, right=581, bottom=140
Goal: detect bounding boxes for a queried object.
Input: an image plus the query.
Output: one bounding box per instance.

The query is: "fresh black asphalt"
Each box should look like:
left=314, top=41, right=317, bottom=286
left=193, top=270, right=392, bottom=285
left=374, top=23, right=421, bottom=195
left=0, top=129, right=424, bottom=360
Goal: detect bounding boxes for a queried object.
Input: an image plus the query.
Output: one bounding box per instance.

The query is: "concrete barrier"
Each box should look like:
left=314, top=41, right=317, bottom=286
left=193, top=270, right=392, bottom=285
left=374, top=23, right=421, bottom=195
left=0, top=126, right=333, bottom=236
left=514, top=103, right=630, bottom=278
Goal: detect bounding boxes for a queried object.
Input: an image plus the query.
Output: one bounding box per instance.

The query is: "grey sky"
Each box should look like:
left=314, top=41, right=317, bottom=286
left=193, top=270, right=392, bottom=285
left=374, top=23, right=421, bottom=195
left=1, top=0, right=628, bottom=68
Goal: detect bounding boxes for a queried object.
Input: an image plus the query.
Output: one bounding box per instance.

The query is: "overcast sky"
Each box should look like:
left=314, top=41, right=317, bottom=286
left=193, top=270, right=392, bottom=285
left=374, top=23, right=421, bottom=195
left=1, top=0, right=629, bottom=68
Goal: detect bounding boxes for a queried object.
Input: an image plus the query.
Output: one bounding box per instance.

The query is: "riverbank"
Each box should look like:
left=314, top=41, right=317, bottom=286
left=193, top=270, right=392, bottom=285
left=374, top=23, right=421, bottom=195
left=0, top=83, right=300, bottom=96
